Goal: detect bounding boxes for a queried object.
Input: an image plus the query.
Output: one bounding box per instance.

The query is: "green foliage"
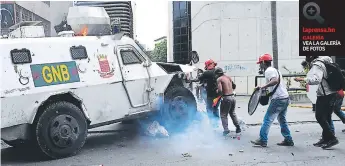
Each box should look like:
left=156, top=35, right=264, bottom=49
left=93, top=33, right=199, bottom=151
left=150, top=39, right=167, bottom=62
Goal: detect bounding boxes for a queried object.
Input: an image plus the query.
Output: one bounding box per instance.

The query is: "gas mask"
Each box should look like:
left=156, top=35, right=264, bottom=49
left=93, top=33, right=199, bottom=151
left=258, top=69, right=264, bottom=75
left=258, top=63, right=265, bottom=75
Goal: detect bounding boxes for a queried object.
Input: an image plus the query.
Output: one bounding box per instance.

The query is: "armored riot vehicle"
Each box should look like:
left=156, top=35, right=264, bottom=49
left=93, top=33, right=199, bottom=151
left=1, top=6, right=199, bottom=159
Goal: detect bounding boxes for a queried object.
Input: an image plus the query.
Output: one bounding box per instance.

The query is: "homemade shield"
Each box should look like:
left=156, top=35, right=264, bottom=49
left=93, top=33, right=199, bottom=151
left=248, top=88, right=262, bottom=115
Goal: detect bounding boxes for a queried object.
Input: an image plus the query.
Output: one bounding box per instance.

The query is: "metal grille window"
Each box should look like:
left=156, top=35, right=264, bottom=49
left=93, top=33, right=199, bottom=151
left=120, top=50, right=142, bottom=65
left=10, top=49, right=32, bottom=64
left=70, top=46, right=88, bottom=60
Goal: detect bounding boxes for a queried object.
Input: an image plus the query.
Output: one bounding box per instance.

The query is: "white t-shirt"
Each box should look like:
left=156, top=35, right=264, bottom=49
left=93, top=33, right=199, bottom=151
left=264, top=67, right=289, bottom=99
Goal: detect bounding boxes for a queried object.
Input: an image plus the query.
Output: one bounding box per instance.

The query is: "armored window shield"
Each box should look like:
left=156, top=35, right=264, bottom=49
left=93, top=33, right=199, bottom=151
left=70, top=46, right=88, bottom=60
left=120, top=50, right=143, bottom=65
left=10, top=49, right=32, bottom=64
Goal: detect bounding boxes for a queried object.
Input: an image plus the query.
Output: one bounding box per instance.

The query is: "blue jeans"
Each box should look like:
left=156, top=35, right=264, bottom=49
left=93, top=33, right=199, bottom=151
left=260, top=98, right=293, bottom=143
left=329, top=94, right=345, bottom=133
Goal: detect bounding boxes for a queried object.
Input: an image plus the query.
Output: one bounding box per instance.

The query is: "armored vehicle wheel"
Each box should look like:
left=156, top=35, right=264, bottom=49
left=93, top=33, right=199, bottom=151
left=160, top=86, right=197, bottom=133
left=35, top=101, right=88, bottom=159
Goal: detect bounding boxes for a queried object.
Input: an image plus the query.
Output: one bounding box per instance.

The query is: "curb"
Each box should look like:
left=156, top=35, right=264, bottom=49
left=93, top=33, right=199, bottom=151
left=290, top=105, right=345, bottom=111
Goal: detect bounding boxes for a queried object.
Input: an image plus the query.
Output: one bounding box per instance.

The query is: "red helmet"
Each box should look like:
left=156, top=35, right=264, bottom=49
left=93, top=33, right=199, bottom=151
left=205, top=59, right=217, bottom=68
left=257, top=54, right=273, bottom=64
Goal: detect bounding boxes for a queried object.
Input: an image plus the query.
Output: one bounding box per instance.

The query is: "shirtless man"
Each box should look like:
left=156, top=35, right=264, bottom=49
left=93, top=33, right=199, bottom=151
left=215, top=68, right=241, bottom=135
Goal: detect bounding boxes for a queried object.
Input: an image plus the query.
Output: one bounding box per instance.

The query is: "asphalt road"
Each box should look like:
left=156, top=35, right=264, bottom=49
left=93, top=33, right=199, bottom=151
left=2, top=97, right=345, bottom=166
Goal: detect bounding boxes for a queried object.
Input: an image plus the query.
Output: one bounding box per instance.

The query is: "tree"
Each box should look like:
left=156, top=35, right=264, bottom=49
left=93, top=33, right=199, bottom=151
left=150, top=39, right=167, bottom=62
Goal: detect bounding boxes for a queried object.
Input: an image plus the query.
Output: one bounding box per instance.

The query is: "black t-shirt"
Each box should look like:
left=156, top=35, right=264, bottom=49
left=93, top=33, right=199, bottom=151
left=198, top=69, right=218, bottom=98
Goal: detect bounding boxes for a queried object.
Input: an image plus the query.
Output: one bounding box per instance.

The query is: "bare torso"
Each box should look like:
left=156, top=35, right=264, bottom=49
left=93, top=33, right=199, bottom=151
left=217, top=75, right=233, bottom=95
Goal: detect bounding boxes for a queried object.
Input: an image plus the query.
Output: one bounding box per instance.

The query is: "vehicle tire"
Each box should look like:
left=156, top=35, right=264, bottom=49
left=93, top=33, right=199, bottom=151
left=35, top=101, right=88, bottom=159
left=160, top=86, right=197, bottom=133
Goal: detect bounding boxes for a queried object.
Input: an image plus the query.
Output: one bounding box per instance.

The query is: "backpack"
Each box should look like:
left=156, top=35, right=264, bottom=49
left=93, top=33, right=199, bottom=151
left=316, top=60, right=345, bottom=91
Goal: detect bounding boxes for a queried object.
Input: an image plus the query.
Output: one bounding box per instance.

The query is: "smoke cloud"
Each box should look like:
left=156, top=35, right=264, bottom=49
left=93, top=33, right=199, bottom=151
left=137, top=100, right=244, bottom=158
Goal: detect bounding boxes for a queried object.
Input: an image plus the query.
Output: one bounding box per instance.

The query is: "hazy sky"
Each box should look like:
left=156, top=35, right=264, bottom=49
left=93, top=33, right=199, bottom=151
left=135, top=0, right=168, bottom=50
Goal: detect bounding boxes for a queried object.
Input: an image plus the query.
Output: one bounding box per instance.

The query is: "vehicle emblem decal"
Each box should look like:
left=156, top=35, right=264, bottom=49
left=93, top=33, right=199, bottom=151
left=97, top=54, right=114, bottom=78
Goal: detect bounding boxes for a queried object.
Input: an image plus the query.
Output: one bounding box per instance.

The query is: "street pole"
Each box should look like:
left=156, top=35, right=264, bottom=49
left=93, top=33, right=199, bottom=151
left=271, top=1, right=278, bottom=69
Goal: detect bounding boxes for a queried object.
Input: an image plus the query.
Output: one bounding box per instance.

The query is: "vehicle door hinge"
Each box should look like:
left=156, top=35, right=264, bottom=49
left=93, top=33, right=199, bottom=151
left=146, top=87, right=154, bottom=92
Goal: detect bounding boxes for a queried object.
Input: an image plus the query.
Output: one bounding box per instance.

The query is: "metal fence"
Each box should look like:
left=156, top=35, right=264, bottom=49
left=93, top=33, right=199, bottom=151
left=232, top=74, right=307, bottom=95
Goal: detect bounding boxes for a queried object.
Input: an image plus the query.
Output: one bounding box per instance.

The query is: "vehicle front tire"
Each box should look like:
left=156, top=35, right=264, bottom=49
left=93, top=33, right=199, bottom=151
left=160, top=86, right=197, bottom=133
left=35, top=101, right=88, bottom=159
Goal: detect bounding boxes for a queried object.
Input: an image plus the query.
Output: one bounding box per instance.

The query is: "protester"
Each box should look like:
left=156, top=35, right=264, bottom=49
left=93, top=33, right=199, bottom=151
left=214, top=67, right=241, bottom=135
left=295, top=56, right=339, bottom=149
left=329, top=87, right=345, bottom=133
left=195, top=69, right=207, bottom=103
left=196, top=59, right=220, bottom=127
left=301, top=60, right=316, bottom=112
left=301, top=59, right=345, bottom=134
left=251, top=53, right=294, bottom=147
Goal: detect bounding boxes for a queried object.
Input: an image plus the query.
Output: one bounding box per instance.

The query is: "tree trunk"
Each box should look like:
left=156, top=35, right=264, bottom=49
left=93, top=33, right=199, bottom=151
left=271, top=1, right=278, bottom=69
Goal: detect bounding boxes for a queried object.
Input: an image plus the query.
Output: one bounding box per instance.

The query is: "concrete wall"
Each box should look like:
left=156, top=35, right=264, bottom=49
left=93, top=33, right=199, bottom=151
left=168, top=1, right=304, bottom=94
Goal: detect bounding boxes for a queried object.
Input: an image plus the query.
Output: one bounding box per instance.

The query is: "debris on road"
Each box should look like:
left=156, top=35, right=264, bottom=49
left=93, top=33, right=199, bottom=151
left=117, top=143, right=126, bottom=148
left=291, top=153, right=294, bottom=156
left=144, top=121, right=169, bottom=137
left=295, top=130, right=300, bottom=132
left=182, top=153, right=192, bottom=157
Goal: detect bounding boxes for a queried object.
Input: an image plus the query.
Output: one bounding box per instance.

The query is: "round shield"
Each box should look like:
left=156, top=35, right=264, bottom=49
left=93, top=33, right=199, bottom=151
left=248, top=88, right=262, bottom=116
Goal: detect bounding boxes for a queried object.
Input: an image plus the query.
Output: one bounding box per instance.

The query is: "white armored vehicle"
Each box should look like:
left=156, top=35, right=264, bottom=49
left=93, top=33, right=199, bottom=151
left=1, top=6, right=199, bottom=159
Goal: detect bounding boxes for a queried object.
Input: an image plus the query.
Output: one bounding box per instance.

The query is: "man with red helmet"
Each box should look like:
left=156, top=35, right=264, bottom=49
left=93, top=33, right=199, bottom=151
left=195, top=59, right=220, bottom=127
left=204, top=59, right=217, bottom=70
left=251, top=53, right=294, bottom=147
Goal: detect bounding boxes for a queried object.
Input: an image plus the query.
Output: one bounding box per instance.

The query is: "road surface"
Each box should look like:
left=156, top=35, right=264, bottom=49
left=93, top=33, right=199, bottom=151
left=2, top=97, right=345, bottom=166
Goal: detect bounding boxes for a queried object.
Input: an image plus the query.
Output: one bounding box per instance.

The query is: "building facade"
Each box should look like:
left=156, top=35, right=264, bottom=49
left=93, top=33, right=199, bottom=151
left=168, top=1, right=305, bottom=95
left=1, top=1, right=73, bottom=36
left=74, top=1, right=136, bottom=39
left=167, top=1, right=192, bottom=64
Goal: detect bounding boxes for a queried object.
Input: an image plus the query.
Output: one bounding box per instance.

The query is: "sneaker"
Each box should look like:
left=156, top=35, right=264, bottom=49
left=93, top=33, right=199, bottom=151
left=251, top=139, right=267, bottom=147
left=277, top=140, right=294, bottom=146
left=321, top=138, right=339, bottom=149
left=223, top=130, right=230, bottom=136
left=236, top=127, right=242, bottom=134
left=313, top=139, right=326, bottom=147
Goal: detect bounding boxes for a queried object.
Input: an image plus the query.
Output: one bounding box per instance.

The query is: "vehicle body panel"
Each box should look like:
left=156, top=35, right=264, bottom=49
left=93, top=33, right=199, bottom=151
left=0, top=34, right=195, bottom=135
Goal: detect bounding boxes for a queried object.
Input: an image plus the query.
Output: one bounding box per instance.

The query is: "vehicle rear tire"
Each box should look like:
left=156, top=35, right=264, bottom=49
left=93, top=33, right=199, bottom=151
left=35, top=101, right=88, bottom=159
left=160, top=86, right=197, bottom=133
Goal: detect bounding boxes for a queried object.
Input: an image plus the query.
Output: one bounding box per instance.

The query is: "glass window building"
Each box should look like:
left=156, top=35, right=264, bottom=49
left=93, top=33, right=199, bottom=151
left=172, top=1, right=192, bottom=64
